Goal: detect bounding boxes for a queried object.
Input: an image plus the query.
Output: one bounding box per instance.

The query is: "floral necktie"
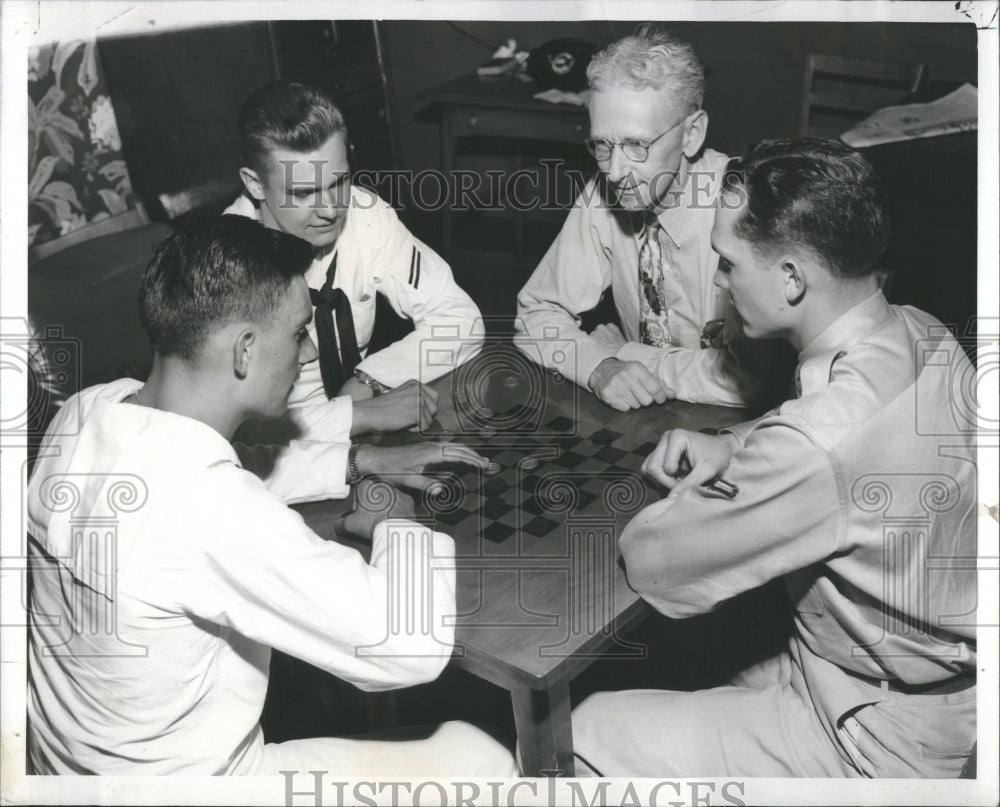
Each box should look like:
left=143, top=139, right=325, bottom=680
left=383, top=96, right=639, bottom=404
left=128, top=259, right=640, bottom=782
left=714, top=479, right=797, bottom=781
left=638, top=215, right=672, bottom=346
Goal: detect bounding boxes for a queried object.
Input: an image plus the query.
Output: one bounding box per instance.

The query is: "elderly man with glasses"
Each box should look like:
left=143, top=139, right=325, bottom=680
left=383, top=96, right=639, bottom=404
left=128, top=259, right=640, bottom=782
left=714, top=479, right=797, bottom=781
left=515, top=25, right=792, bottom=410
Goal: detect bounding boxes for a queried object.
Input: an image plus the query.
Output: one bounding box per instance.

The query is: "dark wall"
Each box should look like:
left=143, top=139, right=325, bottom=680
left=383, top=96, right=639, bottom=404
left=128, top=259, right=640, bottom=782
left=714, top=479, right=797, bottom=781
left=99, top=21, right=394, bottom=221
left=97, top=20, right=978, bottom=213
left=92, top=20, right=979, bottom=333
left=383, top=20, right=978, bottom=170
left=100, top=23, right=275, bottom=217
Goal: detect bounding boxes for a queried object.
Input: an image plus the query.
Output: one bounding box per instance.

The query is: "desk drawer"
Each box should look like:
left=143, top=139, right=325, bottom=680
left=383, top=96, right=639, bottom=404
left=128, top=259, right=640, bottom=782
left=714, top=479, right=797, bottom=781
left=446, top=105, right=588, bottom=145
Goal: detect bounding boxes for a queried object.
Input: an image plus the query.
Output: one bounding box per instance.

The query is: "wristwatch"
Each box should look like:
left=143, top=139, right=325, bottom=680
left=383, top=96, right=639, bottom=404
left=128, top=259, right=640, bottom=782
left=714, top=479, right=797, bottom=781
left=347, top=443, right=364, bottom=486
left=354, top=369, right=390, bottom=397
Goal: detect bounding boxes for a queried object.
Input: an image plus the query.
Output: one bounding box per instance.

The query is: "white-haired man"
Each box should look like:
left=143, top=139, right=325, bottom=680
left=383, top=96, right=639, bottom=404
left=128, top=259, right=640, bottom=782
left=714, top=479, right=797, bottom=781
left=516, top=25, right=791, bottom=410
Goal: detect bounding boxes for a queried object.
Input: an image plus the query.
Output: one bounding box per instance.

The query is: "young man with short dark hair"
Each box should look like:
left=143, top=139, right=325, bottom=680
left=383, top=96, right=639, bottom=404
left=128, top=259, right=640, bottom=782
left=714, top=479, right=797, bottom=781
left=26, top=216, right=517, bottom=777
left=572, top=138, right=977, bottom=778
left=228, top=81, right=483, bottom=422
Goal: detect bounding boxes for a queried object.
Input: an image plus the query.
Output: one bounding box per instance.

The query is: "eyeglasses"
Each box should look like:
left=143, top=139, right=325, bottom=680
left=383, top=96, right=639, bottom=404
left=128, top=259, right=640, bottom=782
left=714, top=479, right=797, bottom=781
left=585, top=115, right=689, bottom=163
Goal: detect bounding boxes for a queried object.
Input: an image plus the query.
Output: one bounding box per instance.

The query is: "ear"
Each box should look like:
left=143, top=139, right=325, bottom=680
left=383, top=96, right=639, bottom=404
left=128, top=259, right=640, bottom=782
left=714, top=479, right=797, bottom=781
left=233, top=328, right=255, bottom=379
left=781, top=258, right=807, bottom=306
left=681, top=110, right=708, bottom=160
left=239, top=166, right=267, bottom=202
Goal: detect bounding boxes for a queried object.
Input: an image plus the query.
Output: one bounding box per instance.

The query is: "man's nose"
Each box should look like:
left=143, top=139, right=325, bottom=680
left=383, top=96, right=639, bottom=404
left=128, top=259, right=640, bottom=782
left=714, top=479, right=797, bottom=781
left=300, top=334, right=319, bottom=364
left=605, top=146, right=633, bottom=185
left=317, top=186, right=344, bottom=218
left=712, top=268, right=730, bottom=290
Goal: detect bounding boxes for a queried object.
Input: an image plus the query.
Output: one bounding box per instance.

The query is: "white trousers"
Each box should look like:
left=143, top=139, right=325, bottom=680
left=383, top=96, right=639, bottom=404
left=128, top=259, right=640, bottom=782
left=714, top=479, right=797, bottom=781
left=261, top=720, right=519, bottom=778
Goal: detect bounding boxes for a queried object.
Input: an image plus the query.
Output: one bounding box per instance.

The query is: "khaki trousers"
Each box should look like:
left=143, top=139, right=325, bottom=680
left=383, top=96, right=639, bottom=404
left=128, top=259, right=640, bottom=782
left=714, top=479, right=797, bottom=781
left=572, top=652, right=975, bottom=778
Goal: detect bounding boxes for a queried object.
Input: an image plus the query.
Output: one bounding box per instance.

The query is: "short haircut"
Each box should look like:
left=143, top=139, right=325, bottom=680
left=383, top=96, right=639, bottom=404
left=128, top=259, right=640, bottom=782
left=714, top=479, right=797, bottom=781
left=722, top=138, right=890, bottom=279
left=238, top=81, right=347, bottom=176
left=586, top=24, right=704, bottom=115
left=139, top=215, right=314, bottom=361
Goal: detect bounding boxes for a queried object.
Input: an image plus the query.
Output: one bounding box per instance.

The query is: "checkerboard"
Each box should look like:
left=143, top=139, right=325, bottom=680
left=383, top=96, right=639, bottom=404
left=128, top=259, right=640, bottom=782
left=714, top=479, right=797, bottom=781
left=417, top=410, right=660, bottom=545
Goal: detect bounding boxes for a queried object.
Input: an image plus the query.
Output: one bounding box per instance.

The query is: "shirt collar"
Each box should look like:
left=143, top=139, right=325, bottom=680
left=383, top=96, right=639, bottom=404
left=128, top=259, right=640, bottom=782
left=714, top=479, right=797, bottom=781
left=796, top=291, right=893, bottom=396
left=648, top=159, right=699, bottom=248
left=106, top=379, right=242, bottom=468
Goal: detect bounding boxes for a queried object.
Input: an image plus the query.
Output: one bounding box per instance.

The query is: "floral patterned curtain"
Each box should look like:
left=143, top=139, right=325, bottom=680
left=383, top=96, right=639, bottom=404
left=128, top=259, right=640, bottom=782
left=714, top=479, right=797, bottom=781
left=28, top=40, right=140, bottom=248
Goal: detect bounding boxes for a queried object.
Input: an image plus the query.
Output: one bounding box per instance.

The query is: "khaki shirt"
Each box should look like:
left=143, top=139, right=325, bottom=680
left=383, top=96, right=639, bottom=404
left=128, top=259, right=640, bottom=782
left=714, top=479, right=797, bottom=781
left=621, top=292, right=976, bottom=726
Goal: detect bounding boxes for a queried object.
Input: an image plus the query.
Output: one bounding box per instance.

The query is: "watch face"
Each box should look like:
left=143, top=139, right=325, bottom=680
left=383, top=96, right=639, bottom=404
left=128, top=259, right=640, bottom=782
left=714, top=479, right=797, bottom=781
left=356, top=370, right=388, bottom=396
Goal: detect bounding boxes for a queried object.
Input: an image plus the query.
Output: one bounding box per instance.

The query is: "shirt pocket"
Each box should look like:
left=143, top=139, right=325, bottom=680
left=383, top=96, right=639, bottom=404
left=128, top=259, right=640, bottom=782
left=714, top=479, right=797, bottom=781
left=349, top=287, right=377, bottom=348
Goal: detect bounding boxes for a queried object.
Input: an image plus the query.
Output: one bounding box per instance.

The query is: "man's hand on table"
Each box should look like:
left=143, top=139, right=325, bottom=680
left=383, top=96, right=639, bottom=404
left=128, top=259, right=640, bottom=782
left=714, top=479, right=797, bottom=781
left=355, top=442, right=489, bottom=495
left=351, top=380, right=439, bottom=434
left=642, top=429, right=739, bottom=499
left=337, top=479, right=418, bottom=541
left=588, top=356, right=675, bottom=411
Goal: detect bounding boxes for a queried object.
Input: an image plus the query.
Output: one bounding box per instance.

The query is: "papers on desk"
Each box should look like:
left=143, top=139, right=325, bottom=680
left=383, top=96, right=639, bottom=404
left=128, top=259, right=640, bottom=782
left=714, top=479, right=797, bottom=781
left=478, top=38, right=529, bottom=76
left=840, top=83, right=978, bottom=148
left=533, top=87, right=591, bottom=106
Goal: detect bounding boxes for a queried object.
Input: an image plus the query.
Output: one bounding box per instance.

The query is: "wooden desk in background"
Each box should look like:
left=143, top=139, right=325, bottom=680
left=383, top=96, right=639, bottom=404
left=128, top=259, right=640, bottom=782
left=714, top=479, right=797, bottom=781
left=297, top=342, right=748, bottom=776
left=419, top=72, right=590, bottom=259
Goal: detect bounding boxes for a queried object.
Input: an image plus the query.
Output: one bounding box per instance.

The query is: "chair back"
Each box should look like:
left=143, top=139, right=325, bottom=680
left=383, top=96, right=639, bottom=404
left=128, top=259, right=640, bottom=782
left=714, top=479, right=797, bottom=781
left=801, top=53, right=927, bottom=137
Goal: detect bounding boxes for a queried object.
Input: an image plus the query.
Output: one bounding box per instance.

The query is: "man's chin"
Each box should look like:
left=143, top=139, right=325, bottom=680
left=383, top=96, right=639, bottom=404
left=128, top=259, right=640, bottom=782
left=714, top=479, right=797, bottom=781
left=304, top=229, right=342, bottom=249
left=612, top=188, right=650, bottom=212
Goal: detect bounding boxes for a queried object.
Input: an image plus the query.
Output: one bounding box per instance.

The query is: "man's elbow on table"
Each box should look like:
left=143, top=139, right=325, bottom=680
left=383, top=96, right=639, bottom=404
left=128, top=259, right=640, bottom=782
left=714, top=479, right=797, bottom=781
left=347, top=600, right=455, bottom=690
left=619, top=520, right=726, bottom=620
left=350, top=644, right=452, bottom=692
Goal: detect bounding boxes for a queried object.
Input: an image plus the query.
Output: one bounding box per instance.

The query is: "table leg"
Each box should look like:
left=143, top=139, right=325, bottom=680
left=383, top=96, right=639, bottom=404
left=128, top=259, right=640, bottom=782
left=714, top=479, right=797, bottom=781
left=511, top=681, right=575, bottom=777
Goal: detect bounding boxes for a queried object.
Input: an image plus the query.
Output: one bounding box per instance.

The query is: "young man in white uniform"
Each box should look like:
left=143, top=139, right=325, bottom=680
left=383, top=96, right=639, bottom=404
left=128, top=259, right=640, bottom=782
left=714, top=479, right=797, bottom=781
left=516, top=26, right=792, bottom=411
left=226, top=81, right=483, bottom=447
left=572, top=139, right=977, bottom=778
left=26, top=216, right=518, bottom=777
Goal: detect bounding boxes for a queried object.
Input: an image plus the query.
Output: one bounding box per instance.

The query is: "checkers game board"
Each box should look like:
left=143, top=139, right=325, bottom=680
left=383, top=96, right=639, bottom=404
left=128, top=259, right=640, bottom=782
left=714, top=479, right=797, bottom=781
left=412, top=406, right=660, bottom=545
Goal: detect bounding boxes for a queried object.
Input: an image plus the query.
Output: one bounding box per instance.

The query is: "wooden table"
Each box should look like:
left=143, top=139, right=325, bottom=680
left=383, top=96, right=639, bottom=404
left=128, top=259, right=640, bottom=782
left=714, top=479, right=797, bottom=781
left=419, top=72, right=590, bottom=259
left=296, top=342, right=749, bottom=775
